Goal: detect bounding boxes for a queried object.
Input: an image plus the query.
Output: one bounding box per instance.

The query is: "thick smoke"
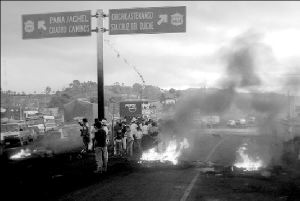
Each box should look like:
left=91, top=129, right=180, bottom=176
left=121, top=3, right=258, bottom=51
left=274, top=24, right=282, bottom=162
left=222, top=31, right=263, bottom=88
left=36, top=125, right=83, bottom=154
left=283, top=69, right=300, bottom=95
left=160, top=31, right=267, bottom=135
left=159, top=30, right=297, bottom=166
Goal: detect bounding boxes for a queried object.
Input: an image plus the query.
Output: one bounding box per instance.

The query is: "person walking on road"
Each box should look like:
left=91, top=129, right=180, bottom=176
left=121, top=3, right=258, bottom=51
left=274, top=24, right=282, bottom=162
left=93, top=122, right=108, bottom=174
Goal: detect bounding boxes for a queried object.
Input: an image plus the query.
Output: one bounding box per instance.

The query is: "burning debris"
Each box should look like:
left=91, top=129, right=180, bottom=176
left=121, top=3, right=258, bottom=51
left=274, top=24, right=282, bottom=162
left=10, top=148, right=32, bottom=160
left=140, top=138, right=189, bottom=165
left=9, top=147, right=53, bottom=160
left=234, top=143, right=264, bottom=171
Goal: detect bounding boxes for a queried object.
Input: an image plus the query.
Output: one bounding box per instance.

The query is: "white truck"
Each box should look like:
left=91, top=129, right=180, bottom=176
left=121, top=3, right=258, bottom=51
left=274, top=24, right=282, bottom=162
left=43, top=115, right=58, bottom=132
left=202, top=116, right=220, bottom=128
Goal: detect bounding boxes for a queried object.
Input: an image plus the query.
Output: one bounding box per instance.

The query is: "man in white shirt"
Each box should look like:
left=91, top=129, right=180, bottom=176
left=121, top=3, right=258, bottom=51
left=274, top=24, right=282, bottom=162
left=142, top=122, right=149, bottom=135
left=130, top=118, right=138, bottom=137
left=101, top=119, right=109, bottom=144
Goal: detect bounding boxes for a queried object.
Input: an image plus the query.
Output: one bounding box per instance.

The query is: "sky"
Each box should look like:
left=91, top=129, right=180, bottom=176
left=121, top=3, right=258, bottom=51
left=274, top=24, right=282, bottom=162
left=1, top=1, right=300, bottom=94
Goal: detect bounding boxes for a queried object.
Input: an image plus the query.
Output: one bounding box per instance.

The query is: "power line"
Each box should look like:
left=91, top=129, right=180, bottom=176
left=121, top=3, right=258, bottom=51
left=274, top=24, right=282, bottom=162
left=104, top=39, right=146, bottom=88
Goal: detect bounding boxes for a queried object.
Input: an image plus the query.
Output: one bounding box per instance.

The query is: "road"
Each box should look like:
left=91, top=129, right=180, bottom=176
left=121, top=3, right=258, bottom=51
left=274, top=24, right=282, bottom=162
left=2, top=130, right=300, bottom=201
left=56, top=132, right=299, bottom=201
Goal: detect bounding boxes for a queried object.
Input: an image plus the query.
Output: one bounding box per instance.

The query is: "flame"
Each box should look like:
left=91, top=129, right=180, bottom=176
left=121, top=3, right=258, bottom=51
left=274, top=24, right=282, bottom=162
left=140, top=138, right=189, bottom=165
left=10, top=148, right=31, bottom=160
left=234, top=143, right=264, bottom=171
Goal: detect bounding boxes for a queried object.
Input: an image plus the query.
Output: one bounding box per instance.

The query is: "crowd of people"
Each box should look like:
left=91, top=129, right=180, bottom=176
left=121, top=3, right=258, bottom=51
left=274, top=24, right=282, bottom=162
left=113, top=117, right=160, bottom=157
left=78, top=117, right=160, bottom=174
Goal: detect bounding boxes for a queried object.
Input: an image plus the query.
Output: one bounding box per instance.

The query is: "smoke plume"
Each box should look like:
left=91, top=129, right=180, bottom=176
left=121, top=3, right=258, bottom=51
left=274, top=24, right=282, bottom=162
left=159, top=30, right=297, bottom=167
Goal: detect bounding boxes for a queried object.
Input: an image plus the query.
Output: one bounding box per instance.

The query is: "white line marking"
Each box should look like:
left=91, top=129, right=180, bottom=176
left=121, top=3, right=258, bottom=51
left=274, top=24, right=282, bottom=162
left=205, top=138, right=226, bottom=162
left=180, top=171, right=200, bottom=201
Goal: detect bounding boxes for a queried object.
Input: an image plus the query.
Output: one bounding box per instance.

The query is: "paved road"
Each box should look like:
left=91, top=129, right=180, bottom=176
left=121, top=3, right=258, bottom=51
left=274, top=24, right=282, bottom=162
left=55, top=133, right=271, bottom=201
left=3, top=130, right=297, bottom=201
left=58, top=167, right=199, bottom=201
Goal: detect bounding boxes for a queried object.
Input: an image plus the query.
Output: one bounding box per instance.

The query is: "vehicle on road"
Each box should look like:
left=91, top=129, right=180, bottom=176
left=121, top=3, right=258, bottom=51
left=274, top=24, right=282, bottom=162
left=227, top=120, right=236, bottom=127
left=203, top=116, right=220, bottom=128
left=43, top=115, right=58, bottom=132
left=1, top=122, right=36, bottom=147
left=26, top=116, right=45, bottom=134
left=236, top=118, right=247, bottom=128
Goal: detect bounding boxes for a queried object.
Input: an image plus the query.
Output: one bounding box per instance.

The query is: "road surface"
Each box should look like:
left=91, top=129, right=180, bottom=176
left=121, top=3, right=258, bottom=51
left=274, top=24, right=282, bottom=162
left=1, top=131, right=300, bottom=201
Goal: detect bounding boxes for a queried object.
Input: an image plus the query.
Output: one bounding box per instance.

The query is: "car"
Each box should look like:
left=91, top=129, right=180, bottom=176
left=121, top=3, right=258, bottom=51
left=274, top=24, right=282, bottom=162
left=227, top=120, right=236, bottom=127
left=236, top=118, right=247, bottom=128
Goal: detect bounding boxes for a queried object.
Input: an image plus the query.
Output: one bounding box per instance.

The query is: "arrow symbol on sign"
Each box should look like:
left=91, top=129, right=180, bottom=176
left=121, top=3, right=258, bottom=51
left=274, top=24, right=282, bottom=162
left=157, top=14, right=168, bottom=25
left=38, top=20, right=47, bottom=31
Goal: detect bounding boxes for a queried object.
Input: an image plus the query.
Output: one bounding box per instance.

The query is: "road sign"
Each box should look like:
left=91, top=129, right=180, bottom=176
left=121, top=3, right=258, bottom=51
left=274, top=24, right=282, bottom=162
left=109, top=6, right=186, bottom=35
left=22, top=10, right=91, bottom=39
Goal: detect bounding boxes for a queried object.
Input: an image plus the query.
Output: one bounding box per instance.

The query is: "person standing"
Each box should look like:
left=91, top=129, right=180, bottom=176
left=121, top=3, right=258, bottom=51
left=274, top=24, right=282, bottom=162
left=121, top=122, right=127, bottom=153
left=90, top=118, right=100, bottom=151
left=142, top=122, right=149, bottom=135
left=134, top=126, right=143, bottom=155
left=101, top=119, right=109, bottom=144
left=114, top=128, right=123, bottom=156
left=130, top=118, right=138, bottom=136
left=78, top=118, right=90, bottom=153
left=94, top=122, right=108, bottom=173
left=125, top=125, right=134, bottom=157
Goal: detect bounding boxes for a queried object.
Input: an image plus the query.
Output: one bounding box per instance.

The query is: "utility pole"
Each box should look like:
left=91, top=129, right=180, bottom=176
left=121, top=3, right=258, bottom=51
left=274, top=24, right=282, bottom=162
left=95, top=9, right=107, bottom=120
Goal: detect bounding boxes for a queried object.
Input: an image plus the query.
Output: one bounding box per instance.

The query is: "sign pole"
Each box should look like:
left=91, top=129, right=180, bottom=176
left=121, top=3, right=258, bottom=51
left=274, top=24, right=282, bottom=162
left=97, top=9, right=105, bottom=120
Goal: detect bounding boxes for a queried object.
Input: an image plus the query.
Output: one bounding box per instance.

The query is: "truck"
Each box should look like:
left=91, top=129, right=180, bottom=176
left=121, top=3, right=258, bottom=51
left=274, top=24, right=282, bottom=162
left=120, top=100, right=147, bottom=121
left=25, top=115, right=58, bottom=133
left=43, top=115, right=58, bottom=132
left=1, top=122, right=36, bottom=147
left=203, top=116, right=220, bottom=128
left=25, top=115, right=45, bottom=134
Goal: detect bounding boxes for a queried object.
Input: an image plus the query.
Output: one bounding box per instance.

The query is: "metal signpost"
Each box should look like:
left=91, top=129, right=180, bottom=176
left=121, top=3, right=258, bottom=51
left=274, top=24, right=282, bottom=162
left=109, top=6, right=186, bottom=35
left=22, top=6, right=186, bottom=121
left=96, top=9, right=105, bottom=120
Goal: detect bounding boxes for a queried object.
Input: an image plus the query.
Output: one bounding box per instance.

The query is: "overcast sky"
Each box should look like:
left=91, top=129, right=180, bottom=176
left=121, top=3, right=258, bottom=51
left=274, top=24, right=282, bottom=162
left=1, top=1, right=300, bottom=94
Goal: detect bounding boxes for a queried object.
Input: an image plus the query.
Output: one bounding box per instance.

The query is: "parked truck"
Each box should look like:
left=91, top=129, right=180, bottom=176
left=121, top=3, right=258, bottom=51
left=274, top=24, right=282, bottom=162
left=119, top=99, right=159, bottom=122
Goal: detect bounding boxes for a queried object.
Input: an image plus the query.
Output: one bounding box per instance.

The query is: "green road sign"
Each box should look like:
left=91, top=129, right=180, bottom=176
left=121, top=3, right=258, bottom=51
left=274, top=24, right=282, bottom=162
left=22, top=10, right=91, bottom=39
left=109, top=6, right=186, bottom=35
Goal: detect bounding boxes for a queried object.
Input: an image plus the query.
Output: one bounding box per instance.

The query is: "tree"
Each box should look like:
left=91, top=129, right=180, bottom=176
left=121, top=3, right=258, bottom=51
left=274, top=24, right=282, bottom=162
left=48, top=94, right=71, bottom=109
left=160, top=93, right=166, bottom=103
left=71, top=80, right=81, bottom=88
left=45, top=86, right=51, bottom=95
left=169, top=88, right=176, bottom=94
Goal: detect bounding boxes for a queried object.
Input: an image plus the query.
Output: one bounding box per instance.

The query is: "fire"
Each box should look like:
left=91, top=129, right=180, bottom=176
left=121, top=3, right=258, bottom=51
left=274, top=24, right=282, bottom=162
left=140, top=138, right=189, bottom=165
left=234, top=143, right=264, bottom=171
left=10, top=148, right=31, bottom=160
